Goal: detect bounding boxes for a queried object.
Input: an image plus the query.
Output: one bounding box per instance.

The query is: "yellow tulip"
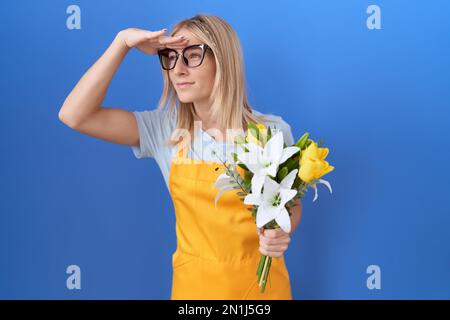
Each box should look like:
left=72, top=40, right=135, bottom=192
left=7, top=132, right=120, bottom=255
left=298, top=141, right=334, bottom=183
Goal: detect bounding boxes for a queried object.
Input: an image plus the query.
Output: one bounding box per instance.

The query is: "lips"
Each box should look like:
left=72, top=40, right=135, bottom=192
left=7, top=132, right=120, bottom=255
left=176, top=82, right=194, bottom=88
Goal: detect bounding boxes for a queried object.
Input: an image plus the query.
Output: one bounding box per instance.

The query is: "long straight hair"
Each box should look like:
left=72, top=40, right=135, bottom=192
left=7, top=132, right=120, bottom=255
left=156, top=14, right=269, bottom=148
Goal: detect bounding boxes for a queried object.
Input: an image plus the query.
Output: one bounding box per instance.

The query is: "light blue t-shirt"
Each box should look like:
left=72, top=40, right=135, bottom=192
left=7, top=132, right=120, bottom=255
left=131, top=108, right=295, bottom=191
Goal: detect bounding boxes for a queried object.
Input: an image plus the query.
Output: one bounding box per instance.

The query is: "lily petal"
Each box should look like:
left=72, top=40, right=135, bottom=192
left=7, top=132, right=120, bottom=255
left=279, top=146, right=300, bottom=164
left=244, top=193, right=263, bottom=206
left=256, top=205, right=279, bottom=228
left=246, top=141, right=264, bottom=156
left=263, top=162, right=278, bottom=178
left=280, top=169, right=299, bottom=189
left=245, top=142, right=264, bottom=168
left=278, top=188, right=298, bottom=208
left=263, top=131, right=284, bottom=164
left=262, top=176, right=280, bottom=201
left=251, top=174, right=265, bottom=195
left=237, top=149, right=263, bottom=174
left=276, top=207, right=291, bottom=234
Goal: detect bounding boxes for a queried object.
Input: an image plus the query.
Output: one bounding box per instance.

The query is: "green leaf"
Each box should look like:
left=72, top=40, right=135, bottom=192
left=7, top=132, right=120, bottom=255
left=277, top=166, right=289, bottom=181
left=285, top=157, right=299, bottom=172
left=238, top=163, right=249, bottom=171
left=292, top=177, right=302, bottom=189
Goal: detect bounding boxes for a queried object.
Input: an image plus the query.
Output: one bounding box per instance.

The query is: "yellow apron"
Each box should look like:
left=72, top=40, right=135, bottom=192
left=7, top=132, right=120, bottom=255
left=168, top=145, right=293, bottom=300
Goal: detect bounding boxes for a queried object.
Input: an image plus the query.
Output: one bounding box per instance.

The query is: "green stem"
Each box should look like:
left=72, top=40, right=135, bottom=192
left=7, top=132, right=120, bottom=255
left=259, top=256, right=272, bottom=293
left=256, top=254, right=265, bottom=278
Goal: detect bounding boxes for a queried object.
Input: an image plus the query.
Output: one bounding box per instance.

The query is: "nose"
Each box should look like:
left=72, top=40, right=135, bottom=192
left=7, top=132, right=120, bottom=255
left=172, top=51, right=189, bottom=75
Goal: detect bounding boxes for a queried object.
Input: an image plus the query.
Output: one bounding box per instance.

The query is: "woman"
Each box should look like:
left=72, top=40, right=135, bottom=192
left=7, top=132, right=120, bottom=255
left=58, top=14, right=302, bottom=300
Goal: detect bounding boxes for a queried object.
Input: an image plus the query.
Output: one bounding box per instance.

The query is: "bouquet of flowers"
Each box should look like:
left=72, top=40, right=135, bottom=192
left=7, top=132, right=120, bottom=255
left=213, top=122, right=334, bottom=293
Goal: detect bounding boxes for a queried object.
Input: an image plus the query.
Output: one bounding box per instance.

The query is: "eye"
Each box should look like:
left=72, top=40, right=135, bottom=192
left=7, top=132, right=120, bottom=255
left=188, top=53, right=201, bottom=59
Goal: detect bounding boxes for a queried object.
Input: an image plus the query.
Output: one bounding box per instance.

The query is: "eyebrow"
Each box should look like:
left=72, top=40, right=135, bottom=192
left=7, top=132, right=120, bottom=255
left=166, top=44, right=203, bottom=54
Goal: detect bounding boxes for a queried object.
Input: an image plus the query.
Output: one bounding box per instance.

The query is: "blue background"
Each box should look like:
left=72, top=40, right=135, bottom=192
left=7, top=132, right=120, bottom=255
left=1, top=0, right=449, bottom=299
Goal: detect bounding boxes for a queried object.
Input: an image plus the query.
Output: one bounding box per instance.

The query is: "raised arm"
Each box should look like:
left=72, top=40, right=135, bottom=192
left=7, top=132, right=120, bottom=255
left=58, top=28, right=188, bottom=146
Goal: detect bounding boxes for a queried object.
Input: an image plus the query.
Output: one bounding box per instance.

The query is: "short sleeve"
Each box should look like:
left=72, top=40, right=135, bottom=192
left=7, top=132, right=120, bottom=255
left=253, top=109, right=295, bottom=145
left=131, top=109, right=175, bottom=159
left=262, top=114, right=295, bottom=146
left=277, top=117, right=295, bottom=146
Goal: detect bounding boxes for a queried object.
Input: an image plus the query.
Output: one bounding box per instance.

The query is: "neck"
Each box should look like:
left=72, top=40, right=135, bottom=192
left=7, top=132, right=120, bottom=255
left=192, top=101, right=219, bottom=130
left=192, top=100, right=227, bottom=142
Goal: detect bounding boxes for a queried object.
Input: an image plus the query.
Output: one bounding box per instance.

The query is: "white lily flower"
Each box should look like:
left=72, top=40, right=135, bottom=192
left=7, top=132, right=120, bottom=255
left=237, top=130, right=300, bottom=196
left=244, top=169, right=299, bottom=234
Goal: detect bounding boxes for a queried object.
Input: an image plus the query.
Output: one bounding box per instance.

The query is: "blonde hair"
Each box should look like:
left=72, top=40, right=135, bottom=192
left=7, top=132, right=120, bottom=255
left=155, top=14, right=269, bottom=148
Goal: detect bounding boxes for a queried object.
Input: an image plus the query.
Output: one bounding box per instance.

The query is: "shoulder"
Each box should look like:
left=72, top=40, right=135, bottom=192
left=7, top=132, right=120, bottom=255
left=133, top=107, right=177, bottom=135
left=252, top=109, right=295, bottom=145
left=133, top=107, right=176, bottom=124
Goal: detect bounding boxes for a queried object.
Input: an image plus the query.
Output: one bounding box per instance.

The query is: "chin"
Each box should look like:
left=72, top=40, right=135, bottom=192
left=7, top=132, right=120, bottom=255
left=177, top=94, right=196, bottom=104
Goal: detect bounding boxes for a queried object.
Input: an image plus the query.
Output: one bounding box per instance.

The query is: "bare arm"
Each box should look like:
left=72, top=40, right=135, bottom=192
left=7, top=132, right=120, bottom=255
left=58, top=31, right=130, bottom=126
left=58, top=28, right=188, bottom=146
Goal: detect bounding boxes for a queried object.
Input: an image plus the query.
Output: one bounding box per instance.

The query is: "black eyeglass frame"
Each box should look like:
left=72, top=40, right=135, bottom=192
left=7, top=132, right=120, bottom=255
left=157, top=43, right=211, bottom=70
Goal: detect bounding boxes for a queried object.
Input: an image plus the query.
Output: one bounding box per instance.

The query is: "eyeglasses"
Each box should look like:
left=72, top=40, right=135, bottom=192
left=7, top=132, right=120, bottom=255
left=157, top=44, right=211, bottom=70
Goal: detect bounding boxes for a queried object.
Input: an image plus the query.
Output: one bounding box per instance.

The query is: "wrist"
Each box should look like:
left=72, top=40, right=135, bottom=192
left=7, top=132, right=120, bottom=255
left=114, top=30, right=131, bottom=52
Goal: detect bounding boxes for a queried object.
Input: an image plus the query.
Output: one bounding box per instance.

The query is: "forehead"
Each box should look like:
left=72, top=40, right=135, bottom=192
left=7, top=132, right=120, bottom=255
left=172, top=29, right=201, bottom=46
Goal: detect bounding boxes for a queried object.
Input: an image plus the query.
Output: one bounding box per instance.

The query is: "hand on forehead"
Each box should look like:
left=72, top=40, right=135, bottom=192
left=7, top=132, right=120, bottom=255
left=165, top=31, right=200, bottom=50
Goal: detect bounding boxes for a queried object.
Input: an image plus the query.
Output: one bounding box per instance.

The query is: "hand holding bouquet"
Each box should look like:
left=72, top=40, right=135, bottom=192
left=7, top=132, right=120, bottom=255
left=213, top=123, right=334, bottom=293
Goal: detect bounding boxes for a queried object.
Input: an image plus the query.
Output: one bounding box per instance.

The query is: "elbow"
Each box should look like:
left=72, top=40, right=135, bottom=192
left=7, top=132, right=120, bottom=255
left=58, top=106, right=79, bottom=128
left=58, top=108, right=66, bottom=123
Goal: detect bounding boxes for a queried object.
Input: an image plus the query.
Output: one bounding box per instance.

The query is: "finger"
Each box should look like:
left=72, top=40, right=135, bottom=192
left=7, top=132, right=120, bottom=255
left=165, top=40, right=190, bottom=49
left=158, top=38, right=189, bottom=50
left=261, top=238, right=289, bottom=249
left=159, top=35, right=188, bottom=45
left=259, top=247, right=285, bottom=258
left=260, top=238, right=289, bottom=249
left=259, top=235, right=291, bottom=245
left=260, top=236, right=291, bottom=247
left=262, top=229, right=277, bottom=238
left=264, top=228, right=289, bottom=239
left=145, top=29, right=167, bottom=39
